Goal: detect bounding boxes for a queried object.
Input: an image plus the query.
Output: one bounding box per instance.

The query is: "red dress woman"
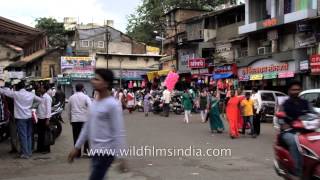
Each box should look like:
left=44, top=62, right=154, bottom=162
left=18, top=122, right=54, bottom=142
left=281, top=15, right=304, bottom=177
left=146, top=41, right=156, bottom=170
left=226, top=90, right=241, bottom=138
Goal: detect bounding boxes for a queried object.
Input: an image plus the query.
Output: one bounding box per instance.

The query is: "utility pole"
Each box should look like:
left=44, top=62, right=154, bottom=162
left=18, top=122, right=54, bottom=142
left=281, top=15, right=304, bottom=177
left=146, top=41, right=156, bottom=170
left=119, top=58, right=123, bottom=89
left=105, top=27, right=111, bottom=69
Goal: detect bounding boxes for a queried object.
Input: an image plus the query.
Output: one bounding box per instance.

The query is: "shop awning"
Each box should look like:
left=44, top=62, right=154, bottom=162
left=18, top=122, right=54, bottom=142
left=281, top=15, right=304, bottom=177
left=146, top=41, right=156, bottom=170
left=147, top=70, right=170, bottom=81
left=213, top=73, right=233, bottom=80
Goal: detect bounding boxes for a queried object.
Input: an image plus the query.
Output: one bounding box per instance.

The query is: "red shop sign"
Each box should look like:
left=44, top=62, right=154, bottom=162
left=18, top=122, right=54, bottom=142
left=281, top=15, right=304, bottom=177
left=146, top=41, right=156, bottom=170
left=310, top=55, right=320, bottom=74
left=188, top=58, right=206, bottom=69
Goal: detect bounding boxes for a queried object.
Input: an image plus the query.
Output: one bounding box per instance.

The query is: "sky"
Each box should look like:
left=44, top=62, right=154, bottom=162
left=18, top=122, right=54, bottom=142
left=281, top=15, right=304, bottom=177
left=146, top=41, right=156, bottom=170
left=0, top=0, right=142, bottom=32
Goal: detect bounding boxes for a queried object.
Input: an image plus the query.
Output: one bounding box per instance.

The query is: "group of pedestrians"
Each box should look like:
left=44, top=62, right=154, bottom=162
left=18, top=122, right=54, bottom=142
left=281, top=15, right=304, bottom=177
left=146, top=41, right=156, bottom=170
left=0, top=81, right=64, bottom=158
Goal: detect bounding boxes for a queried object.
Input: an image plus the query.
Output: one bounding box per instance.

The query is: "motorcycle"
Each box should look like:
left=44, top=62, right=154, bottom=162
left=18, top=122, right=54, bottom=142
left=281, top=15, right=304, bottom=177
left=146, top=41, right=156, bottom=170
left=50, top=103, right=64, bottom=139
left=171, top=95, right=184, bottom=115
left=274, top=112, right=320, bottom=180
left=151, top=94, right=163, bottom=114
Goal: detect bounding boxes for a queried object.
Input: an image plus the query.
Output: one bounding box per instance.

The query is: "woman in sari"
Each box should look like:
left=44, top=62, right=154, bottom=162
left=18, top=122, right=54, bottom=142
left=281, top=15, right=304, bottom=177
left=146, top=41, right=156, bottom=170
left=207, top=91, right=224, bottom=133
left=226, top=90, right=241, bottom=139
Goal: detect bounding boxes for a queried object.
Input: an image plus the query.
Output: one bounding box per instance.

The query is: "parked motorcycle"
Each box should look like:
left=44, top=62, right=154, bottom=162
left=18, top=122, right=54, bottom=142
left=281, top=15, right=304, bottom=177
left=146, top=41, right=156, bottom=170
left=50, top=103, right=64, bottom=139
left=171, top=95, right=184, bottom=115
left=274, top=112, right=320, bottom=180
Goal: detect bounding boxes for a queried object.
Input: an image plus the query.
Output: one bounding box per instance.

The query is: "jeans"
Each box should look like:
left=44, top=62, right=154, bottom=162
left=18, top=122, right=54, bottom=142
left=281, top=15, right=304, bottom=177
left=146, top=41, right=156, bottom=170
left=242, top=116, right=254, bottom=135
left=282, top=132, right=302, bottom=177
left=16, top=118, right=33, bottom=156
left=89, top=155, right=114, bottom=180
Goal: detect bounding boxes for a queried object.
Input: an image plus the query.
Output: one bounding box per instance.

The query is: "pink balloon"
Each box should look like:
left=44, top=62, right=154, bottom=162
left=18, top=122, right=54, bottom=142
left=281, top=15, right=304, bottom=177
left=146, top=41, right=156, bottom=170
left=164, top=72, right=179, bottom=91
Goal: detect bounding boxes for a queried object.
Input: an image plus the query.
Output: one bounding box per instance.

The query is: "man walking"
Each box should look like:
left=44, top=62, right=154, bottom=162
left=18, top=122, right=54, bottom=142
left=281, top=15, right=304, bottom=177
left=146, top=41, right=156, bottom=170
left=0, top=81, right=42, bottom=158
left=36, top=84, right=52, bottom=154
left=54, top=85, right=65, bottom=108
left=240, top=92, right=256, bottom=138
left=162, top=86, right=171, bottom=117
left=251, top=88, right=261, bottom=136
left=68, top=83, right=91, bottom=157
left=68, top=69, right=127, bottom=180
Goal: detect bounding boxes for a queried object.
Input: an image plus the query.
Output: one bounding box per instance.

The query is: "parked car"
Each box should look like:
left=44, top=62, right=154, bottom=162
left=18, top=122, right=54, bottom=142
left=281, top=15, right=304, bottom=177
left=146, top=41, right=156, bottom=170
left=299, top=89, right=320, bottom=113
left=243, top=90, right=287, bottom=122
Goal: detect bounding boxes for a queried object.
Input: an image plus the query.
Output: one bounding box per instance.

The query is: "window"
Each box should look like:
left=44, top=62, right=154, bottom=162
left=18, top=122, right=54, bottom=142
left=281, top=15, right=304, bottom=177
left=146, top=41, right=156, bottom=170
left=81, top=40, right=90, bottom=47
left=275, top=93, right=286, bottom=97
left=261, top=93, right=275, bottom=101
left=301, top=93, right=320, bottom=108
left=98, top=41, right=105, bottom=48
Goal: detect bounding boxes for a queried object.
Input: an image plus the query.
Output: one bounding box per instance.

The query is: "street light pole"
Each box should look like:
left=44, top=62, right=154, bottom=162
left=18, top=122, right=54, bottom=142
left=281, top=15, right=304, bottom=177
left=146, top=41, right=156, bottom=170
left=119, top=58, right=123, bottom=89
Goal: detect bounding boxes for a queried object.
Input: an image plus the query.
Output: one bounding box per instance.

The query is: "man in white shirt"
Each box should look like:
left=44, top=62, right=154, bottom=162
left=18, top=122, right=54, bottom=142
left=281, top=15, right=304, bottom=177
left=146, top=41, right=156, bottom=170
left=162, top=86, right=171, bottom=117
left=251, top=88, right=261, bottom=136
left=36, top=84, right=52, bottom=154
left=0, top=81, right=42, bottom=159
left=68, top=83, right=92, bottom=157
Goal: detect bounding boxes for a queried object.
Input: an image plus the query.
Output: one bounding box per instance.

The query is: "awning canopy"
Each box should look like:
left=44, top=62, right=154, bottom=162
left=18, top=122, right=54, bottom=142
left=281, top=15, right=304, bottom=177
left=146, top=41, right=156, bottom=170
left=147, top=70, right=170, bottom=81
left=213, top=73, right=233, bottom=80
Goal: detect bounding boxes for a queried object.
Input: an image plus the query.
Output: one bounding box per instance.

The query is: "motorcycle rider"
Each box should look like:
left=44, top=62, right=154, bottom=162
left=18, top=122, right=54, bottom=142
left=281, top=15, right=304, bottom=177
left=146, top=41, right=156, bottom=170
left=281, top=81, right=315, bottom=179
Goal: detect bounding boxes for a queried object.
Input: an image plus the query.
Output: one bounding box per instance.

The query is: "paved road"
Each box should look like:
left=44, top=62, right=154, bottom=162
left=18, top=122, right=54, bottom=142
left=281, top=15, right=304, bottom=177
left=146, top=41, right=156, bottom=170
left=0, top=111, right=281, bottom=180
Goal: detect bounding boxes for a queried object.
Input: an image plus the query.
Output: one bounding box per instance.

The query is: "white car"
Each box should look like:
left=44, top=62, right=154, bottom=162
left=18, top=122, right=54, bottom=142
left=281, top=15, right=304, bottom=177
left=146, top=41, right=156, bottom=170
left=243, top=90, right=287, bottom=121
left=299, top=89, right=320, bottom=113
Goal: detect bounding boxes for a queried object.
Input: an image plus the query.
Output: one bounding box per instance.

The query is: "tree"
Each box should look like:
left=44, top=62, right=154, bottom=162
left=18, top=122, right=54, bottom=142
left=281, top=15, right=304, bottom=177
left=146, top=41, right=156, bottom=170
left=35, top=17, right=66, bottom=47
left=126, top=0, right=228, bottom=45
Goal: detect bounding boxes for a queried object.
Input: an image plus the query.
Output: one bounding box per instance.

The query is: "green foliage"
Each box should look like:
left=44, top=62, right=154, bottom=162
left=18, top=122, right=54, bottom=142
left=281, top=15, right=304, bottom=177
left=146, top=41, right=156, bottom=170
left=35, top=17, right=66, bottom=47
left=126, top=0, right=228, bottom=45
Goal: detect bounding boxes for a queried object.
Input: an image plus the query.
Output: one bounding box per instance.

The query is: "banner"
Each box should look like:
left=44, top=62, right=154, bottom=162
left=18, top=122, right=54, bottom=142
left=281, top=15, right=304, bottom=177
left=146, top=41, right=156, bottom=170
left=310, top=55, right=320, bottom=74
left=250, top=74, right=263, bottom=81
left=61, top=56, right=95, bottom=78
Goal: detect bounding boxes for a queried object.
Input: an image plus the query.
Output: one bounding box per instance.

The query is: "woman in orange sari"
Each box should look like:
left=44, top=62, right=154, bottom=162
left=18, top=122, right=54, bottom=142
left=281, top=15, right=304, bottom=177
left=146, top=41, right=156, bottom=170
left=226, top=90, right=241, bottom=139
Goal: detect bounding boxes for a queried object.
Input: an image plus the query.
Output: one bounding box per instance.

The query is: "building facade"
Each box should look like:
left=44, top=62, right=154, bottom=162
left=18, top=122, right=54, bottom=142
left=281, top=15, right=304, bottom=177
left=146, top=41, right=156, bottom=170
left=238, top=0, right=320, bottom=90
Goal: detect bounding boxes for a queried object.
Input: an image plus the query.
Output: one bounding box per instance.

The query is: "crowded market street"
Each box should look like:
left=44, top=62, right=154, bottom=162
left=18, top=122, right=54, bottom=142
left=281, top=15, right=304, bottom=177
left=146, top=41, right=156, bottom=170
left=0, top=109, right=280, bottom=180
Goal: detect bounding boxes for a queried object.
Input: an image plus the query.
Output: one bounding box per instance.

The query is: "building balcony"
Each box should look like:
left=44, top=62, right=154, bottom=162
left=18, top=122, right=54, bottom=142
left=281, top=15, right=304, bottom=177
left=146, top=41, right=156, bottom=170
left=239, top=9, right=317, bottom=34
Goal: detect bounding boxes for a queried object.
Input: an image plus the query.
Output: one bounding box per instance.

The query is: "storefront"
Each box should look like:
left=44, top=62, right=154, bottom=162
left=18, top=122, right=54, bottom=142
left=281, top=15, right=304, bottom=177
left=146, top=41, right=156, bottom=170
left=307, top=54, right=320, bottom=88
left=188, top=58, right=212, bottom=88
left=112, top=69, right=148, bottom=89
left=238, top=59, right=297, bottom=91
left=212, top=64, right=239, bottom=92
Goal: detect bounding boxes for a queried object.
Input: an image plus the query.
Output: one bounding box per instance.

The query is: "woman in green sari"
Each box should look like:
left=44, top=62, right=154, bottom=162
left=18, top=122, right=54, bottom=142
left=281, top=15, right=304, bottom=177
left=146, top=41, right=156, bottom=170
left=207, top=92, right=224, bottom=133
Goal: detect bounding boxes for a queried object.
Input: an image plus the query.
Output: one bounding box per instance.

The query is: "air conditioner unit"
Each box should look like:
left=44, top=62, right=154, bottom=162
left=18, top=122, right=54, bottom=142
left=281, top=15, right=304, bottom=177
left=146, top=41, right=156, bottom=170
left=257, top=47, right=271, bottom=55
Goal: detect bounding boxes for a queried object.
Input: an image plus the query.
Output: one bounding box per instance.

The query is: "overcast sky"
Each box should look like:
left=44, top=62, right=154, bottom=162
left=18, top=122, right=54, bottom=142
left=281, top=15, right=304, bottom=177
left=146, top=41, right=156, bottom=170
left=0, top=0, right=142, bottom=32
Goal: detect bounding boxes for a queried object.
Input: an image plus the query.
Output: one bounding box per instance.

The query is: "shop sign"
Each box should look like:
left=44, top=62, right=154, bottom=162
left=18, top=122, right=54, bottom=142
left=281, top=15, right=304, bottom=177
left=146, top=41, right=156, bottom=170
left=263, top=72, right=277, bottom=79
left=70, top=73, right=95, bottom=79
left=263, top=18, right=278, bottom=28
left=191, top=68, right=209, bottom=75
left=239, top=75, right=250, bottom=81
left=257, top=17, right=284, bottom=31
left=61, top=56, right=95, bottom=79
left=57, top=77, right=71, bottom=85
left=310, top=55, right=320, bottom=74
left=278, top=71, right=295, bottom=78
left=299, top=60, right=309, bottom=71
left=241, top=63, right=288, bottom=75
left=250, top=74, right=263, bottom=81
left=8, top=71, right=26, bottom=79
left=188, top=58, right=206, bottom=69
